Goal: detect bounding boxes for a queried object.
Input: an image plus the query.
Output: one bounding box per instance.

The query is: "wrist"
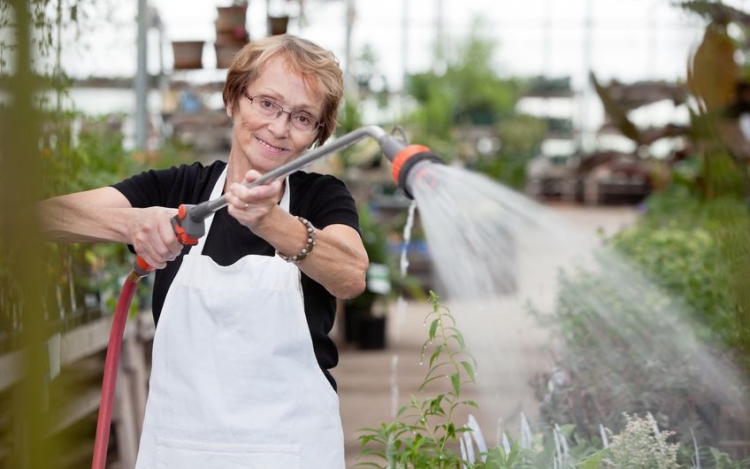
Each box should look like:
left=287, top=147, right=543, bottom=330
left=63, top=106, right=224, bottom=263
left=276, top=216, right=316, bottom=263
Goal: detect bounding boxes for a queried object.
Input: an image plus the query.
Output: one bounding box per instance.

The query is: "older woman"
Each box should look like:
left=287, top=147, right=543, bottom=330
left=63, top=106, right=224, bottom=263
left=39, top=35, right=368, bottom=469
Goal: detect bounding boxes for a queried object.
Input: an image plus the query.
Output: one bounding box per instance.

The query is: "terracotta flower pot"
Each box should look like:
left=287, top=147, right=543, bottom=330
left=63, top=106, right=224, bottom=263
left=171, top=41, right=204, bottom=70
left=216, top=5, right=248, bottom=33
left=267, top=15, right=289, bottom=36
left=215, top=42, right=244, bottom=69
left=216, top=28, right=249, bottom=46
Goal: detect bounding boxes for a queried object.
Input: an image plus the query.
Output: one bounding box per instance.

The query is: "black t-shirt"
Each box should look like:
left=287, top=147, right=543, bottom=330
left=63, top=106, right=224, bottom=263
left=112, top=160, right=360, bottom=390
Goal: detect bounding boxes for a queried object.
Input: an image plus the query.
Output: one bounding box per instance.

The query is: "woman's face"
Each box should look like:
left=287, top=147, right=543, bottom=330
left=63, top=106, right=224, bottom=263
left=227, top=56, right=323, bottom=174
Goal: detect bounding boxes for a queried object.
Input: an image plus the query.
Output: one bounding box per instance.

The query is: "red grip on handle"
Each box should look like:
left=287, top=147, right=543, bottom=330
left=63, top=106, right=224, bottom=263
left=173, top=204, right=200, bottom=246
left=135, top=255, right=153, bottom=272
left=172, top=221, right=199, bottom=245
left=133, top=255, right=154, bottom=277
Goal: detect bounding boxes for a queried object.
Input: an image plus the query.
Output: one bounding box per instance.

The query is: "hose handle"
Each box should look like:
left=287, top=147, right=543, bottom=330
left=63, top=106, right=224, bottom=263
left=171, top=204, right=205, bottom=246
left=132, top=203, right=207, bottom=276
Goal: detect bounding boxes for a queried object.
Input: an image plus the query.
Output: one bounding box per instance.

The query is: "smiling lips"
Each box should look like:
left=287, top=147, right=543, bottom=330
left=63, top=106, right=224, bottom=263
left=256, top=136, right=286, bottom=155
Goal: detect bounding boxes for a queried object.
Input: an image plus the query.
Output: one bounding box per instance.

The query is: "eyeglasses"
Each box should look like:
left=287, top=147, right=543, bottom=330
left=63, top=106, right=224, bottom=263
left=241, top=90, right=321, bottom=133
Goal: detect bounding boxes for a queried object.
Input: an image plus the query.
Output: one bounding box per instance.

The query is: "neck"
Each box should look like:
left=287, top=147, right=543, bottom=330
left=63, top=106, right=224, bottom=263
left=225, top=152, right=252, bottom=189
left=225, top=154, right=286, bottom=202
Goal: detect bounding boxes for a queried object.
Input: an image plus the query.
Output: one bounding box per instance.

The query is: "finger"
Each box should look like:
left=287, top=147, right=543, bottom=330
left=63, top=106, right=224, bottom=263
left=147, top=239, right=173, bottom=267
left=133, top=232, right=166, bottom=268
left=157, top=219, right=184, bottom=256
left=234, top=181, right=281, bottom=202
left=225, top=189, right=248, bottom=210
left=141, top=250, right=167, bottom=270
left=243, top=169, right=263, bottom=184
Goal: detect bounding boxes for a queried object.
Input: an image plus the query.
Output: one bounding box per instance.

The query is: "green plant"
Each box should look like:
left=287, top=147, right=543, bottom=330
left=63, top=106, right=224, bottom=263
left=472, top=114, right=547, bottom=189
left=403, top=15, right=523, bottom=165
left=356, top=294, right=750, bottom=468
left=0, top=111, right=199, bottom=347
left=530, top=188, right=750, bottom=462
left=610, top=188, right=750, bottom=371
left=603, top=413, right=680, bottom=469
left=357, top=291, right=479, bottom=467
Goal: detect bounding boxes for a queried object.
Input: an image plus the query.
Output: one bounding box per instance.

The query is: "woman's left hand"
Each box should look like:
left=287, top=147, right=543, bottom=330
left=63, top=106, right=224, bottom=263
left=226, top=170, right=284, bottom=229
left=225, top=169, right=368, bottom=300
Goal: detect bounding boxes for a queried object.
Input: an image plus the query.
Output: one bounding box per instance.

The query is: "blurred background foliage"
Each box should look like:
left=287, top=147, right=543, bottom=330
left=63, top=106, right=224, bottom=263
left=528, top=1, right=750, bottom=463
left=401, top=17, right=542, bottom=189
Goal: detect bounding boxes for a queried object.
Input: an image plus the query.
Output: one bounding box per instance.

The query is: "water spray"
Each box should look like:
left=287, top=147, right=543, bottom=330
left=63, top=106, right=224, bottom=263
left=91, top=125, right=443, bottom=469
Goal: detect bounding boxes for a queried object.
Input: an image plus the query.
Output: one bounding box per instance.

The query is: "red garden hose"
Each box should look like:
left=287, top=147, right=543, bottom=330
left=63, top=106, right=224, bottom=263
left=91, top=260, right=151, bottom=469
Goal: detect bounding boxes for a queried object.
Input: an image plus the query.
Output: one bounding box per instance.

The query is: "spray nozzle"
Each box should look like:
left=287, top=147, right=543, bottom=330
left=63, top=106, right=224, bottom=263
left=388, top=144, right=445, bottom=199
left=371, top=130, right=445, bottom=199
left=377, top=131, right=443, bottom=199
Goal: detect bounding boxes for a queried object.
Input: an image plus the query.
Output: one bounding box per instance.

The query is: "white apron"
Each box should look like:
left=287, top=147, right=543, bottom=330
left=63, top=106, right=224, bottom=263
left=135, top=168, right=345, bottom=469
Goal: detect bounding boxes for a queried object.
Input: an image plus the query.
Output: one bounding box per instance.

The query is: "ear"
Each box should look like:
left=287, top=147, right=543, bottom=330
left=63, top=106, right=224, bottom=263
left=226, top=102, right=233, bottom=118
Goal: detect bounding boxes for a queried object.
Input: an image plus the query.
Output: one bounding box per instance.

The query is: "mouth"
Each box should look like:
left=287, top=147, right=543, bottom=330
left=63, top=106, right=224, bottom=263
left=255, top=136, right=287, bottom=155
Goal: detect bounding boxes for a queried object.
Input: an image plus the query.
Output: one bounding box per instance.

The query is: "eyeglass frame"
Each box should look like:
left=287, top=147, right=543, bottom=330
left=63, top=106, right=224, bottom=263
left=241, top=90, right=322, bottom=133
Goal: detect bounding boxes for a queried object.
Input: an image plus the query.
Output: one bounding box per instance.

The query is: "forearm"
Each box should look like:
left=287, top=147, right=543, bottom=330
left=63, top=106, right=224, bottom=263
left=39, top=186, right=183, bottom=269
left=297, top=227, right=368, bottom=299
left=38, top=188, right=134, bottom=244
left=255, top=206, right=368, bottom=299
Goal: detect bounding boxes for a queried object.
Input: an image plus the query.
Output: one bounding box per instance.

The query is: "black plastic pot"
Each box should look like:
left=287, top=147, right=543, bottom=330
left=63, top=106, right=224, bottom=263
left=358, top=316, right=387, bottom=350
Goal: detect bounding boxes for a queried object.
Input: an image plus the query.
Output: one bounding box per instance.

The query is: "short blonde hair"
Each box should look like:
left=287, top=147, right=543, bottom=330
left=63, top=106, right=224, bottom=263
left=223, top=34, right=344, bottom=147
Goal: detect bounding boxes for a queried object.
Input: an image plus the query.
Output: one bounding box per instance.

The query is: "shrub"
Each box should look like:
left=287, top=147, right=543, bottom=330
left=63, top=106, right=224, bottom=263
left=532, top=188, right=750, bottom=462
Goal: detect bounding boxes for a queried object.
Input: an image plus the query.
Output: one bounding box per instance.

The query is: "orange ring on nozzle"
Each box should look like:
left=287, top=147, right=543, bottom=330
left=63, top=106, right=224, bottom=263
left=390, top=144, right=444, bottom=199
left=391, top=144, right=431, bottom=184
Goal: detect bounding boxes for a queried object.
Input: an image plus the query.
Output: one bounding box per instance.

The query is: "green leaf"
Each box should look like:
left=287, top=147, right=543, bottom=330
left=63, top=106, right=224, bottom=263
left=429, top=317, right=440, bottom=340
left=446, top=422, right=457, bottom=440
left=460, top=360, right=476, bottom=381
left=579, top=451, right=606, bottom=469
left=429, top=344, right=443, bottom=367
left=428, top=395, right=446, bottom=416
left=451, top=331, right=466, bottom=349
left=419, top=374, right=447, bottom=391
left=451, top=372, right=461, bottom=396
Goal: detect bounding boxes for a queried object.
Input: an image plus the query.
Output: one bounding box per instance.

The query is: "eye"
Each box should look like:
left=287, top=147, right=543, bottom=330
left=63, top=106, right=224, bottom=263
left=258, top=98, right=278, bottom=111
left=293, top=113, right=314, bottom=128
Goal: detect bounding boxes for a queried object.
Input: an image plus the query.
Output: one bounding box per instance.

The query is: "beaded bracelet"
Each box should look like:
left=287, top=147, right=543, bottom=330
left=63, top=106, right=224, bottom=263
left=276, top=216, right=316, bottom=263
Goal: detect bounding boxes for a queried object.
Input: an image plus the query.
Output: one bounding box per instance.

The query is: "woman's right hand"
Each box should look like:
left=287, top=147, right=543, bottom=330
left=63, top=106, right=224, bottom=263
left=130, top=206, right=182, bottom=270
